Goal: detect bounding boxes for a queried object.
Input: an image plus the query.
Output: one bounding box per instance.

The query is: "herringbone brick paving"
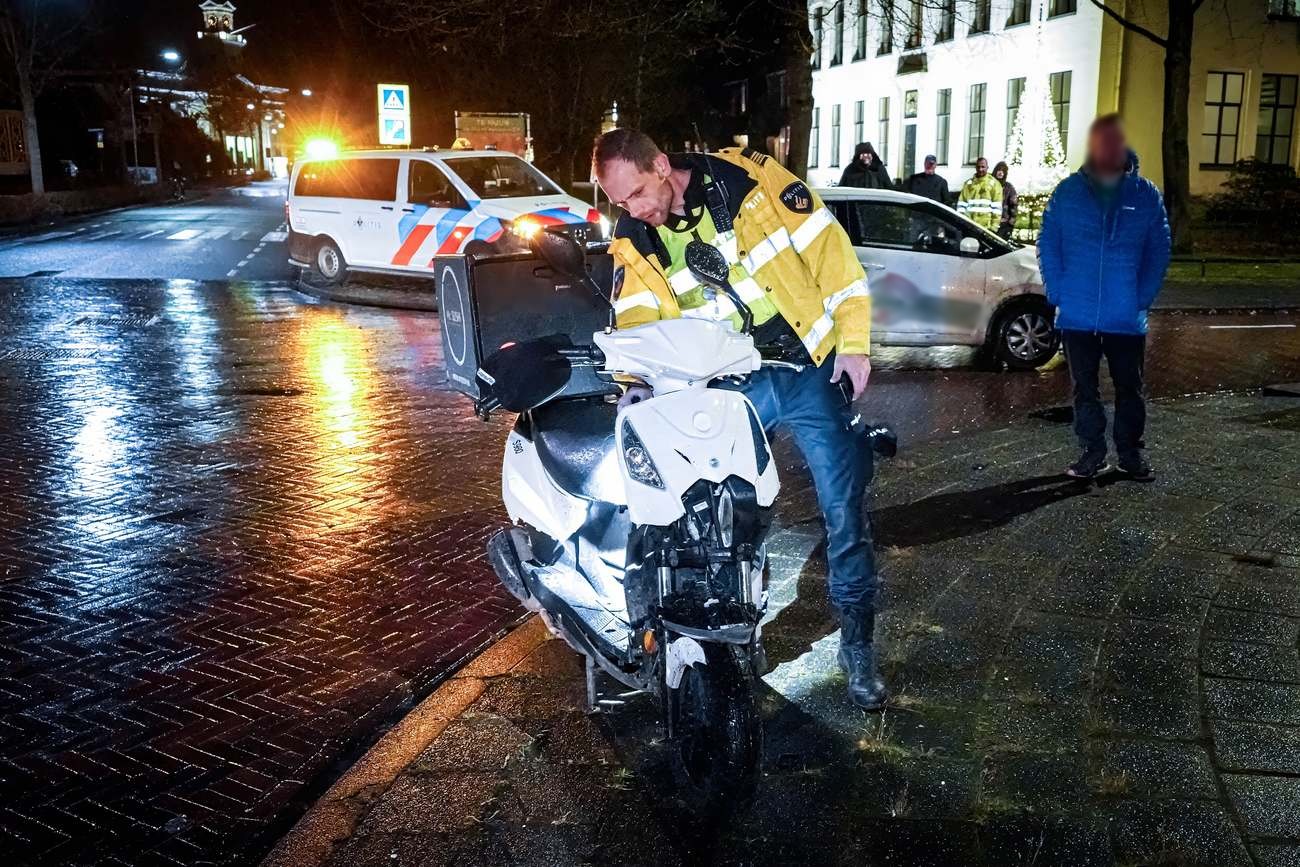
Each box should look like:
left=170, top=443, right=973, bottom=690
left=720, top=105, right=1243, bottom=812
left=0, top=278, right=522, bottom=866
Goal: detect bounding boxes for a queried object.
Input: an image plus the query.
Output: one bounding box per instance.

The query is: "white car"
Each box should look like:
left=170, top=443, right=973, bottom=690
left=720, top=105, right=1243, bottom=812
left=288, top=149, right=602, bottom=285
left=819, top=187, right=1058, bottom=369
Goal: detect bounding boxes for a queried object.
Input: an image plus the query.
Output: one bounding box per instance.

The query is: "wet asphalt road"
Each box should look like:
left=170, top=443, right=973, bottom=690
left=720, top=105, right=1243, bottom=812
left=0, top=181, right=293, bottom=282
left=0, top=187, right=1297, bottom=865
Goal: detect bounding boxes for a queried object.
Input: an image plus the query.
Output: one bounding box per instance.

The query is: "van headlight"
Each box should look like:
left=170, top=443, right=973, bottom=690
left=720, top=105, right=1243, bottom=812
left=621, top=420, right=664, bottom=489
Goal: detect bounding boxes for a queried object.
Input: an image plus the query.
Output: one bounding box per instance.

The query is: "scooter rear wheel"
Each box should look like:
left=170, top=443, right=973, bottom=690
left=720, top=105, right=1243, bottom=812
left=670, top=642, right=762, bottom=816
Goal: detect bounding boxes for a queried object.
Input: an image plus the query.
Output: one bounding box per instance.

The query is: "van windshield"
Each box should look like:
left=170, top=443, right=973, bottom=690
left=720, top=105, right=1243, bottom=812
left=442, top=156, right=561, bottom=200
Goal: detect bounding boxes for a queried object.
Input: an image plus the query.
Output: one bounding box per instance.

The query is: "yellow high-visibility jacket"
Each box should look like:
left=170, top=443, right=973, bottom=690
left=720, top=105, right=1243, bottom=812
left=609, top=148, right=871, bottom=364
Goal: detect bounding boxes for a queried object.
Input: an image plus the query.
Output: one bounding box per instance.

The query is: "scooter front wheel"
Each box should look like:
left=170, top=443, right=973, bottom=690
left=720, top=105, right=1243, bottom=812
left=670, top=642, right=762, bottom=816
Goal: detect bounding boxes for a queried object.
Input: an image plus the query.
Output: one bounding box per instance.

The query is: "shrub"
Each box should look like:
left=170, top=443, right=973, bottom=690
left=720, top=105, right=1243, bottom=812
left=1205, top=159, right=1300, bottom=225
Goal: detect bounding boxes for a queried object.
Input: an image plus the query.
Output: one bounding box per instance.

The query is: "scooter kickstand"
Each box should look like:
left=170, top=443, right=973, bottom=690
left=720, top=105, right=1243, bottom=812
left=585, top=655, right=599, bottom=714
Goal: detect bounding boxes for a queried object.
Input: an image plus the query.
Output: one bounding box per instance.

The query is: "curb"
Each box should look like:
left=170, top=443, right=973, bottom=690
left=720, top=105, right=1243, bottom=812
left=293, top=274, right=439, bottom=313
left=259, top=616, right=549, bottom=867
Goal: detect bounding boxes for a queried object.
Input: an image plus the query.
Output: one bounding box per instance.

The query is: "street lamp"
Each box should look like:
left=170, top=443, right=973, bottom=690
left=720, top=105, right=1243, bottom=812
left=161, top=49, right=181, bottom=62
left=301, top=88, right=313, bottom=97
left=245, top=102, right=255, bottom=111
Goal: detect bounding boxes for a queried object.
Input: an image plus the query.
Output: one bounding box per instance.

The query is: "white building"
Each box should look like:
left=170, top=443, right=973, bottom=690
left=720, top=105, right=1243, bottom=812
left=807, top=0, right=1300, bottom=194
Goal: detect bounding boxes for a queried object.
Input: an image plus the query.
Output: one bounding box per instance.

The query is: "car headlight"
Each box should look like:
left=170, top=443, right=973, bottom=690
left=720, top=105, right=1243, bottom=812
left=621, top=419, right=664, bottom=489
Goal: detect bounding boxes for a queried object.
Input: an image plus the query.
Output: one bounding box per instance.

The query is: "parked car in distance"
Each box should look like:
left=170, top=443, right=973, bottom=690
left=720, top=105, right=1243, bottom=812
left=819, top=187, right=1058, bottom=369
left=288, top=149, right=603, bottom=285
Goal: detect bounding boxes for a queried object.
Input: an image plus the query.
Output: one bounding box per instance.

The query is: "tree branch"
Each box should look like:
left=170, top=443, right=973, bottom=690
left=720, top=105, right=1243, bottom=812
left=1087, top=0, right=1167, bottom=47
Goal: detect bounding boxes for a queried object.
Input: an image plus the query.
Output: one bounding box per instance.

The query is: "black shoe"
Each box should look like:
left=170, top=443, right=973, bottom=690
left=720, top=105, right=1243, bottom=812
left=838, top=605, right=889, bottom=711
left=1066, top=449, right=1109, bottom=479
left=1117, top=453, right=1155, bottom=482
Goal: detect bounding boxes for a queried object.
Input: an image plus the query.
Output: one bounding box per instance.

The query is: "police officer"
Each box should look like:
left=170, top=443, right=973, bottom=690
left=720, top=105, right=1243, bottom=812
left=592, top=128, right=887, bottom=710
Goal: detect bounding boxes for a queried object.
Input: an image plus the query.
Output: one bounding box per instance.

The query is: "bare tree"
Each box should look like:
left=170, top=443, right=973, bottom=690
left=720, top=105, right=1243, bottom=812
left=0, top=0, right=89, bottom=195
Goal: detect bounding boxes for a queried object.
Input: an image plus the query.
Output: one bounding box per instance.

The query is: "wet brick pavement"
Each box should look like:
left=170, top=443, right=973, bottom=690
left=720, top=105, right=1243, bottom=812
left=316, top=391, right=1300, bottom=867
left=0, top=278, right=522, bottom=865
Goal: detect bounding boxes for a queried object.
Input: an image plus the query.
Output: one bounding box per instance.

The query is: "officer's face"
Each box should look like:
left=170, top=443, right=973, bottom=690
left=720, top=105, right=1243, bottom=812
left=975, top=159, right=988, bottom=177
left=599, top=154, right=674, bottom=227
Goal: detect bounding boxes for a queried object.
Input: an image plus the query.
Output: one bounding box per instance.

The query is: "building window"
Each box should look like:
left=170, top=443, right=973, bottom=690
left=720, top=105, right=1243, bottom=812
left=810, top=107, right=820, bottom=168
left=1006, top=77, right=1026, bottom=150
left=936, top=88, right=951, bottom=165
left=877, top=0, right=895, bottom=54
left=904, top=90, right=918, bottom=118
left=812, top=8, right=824, bottom=68
left=831, top=105, right=843, bottom=167
left=905, top=0, right=923, bottom=49
left=831, top=3, right=845, bottom=65
left=1006, top=0, right=1031, bottom=26
left=1268, top=0, right=1300, bottom=19
left=878, top=97, right=891, bottom=164
left=1050, top=70, right=1072, bottom=158
left=1048, top=0, right=1076, bottom=16
left=965, top=83, right=986, bottom=165
left=854, top=0, right=868, bottom=60
left=1201, top=71, right=1245, bottom=166
left=970, top=0, right=991, bottom=33
left=1256, top=74, right=1297, bottom=165
left=767, top=71, right=788, bottom=109
left=854, top=100, right=865, bottom=142
left=936, top=0, right=955, bottom=42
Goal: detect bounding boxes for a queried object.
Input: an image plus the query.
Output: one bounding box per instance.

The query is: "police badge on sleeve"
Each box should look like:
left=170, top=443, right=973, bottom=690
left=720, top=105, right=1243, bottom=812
left=611, top=265, right=625, bottom=300
left=780, top=182, right=814, bottom=214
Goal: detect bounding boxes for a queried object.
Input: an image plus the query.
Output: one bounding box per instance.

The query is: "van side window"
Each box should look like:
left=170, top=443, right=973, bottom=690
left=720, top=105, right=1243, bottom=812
left=409, top=162, right=461, bottom=208
left=294, top=158, right=399, bottom=201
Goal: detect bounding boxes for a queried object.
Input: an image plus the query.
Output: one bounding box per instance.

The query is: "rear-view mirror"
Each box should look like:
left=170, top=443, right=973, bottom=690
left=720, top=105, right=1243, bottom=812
left=959, top=236, right=981, bottom=255
left=531, top=229, right=587, bottom=280
left=684, top=239, right=730, bottom=289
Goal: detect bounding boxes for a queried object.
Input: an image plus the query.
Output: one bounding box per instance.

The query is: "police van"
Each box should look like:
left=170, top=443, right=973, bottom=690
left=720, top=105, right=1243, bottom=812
left=287, top=149, right=603, bottom=284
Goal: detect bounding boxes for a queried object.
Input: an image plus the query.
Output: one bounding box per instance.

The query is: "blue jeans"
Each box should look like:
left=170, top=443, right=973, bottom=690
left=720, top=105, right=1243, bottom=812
left=1061, top=330, right=1147, bottom=459
left=722, top=358, right=877, bottom=611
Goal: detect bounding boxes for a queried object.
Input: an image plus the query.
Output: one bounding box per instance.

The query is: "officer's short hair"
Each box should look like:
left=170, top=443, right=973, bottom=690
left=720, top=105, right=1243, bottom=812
left=593, top=129, right=661, bottom=176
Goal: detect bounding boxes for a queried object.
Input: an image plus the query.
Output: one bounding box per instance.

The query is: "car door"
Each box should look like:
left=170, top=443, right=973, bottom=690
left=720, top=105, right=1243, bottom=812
left=342, top=157, right=403, bottom=269
left=390, top=158, right=471, bottom=269
left=830, top=198, right=988, bottom=344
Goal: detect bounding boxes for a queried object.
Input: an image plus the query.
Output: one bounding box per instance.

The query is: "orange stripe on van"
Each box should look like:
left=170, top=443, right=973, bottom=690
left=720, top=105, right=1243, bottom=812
left=391, top=224, right=433, bottom=266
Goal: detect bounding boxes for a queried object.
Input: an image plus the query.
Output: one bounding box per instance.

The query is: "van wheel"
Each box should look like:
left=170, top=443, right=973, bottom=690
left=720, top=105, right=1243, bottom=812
left=313, top=238, right=346, bottom=286
left=990, top=299, right=1059, bottom=370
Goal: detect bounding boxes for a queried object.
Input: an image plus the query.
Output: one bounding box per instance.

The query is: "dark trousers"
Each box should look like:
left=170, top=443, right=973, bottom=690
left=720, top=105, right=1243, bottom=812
left=725, top=358, right=876, bottom=612
left=1061, top=329, right=1147, bottom=458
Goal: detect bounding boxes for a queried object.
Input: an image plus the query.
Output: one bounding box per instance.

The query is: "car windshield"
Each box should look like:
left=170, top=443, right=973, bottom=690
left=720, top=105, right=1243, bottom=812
left=442, top=156, right=561, bottom=199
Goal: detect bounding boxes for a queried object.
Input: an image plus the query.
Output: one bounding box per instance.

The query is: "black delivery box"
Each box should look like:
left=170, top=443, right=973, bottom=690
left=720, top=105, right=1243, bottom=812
left=434, top=252, right=619, bottom=402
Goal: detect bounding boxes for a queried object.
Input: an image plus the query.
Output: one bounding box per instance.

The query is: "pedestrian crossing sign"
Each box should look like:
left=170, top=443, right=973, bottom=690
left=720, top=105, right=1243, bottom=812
left=377, top=83, right=411, bottom=146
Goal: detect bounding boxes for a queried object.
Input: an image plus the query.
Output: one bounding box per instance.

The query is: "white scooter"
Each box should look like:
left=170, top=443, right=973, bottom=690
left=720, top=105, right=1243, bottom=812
left=477, top=230, right=786, bottom=809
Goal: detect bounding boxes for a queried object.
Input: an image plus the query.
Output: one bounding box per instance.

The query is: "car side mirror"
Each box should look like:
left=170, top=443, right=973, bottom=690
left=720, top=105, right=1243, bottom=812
left=959, top=236, right=981, bottom=255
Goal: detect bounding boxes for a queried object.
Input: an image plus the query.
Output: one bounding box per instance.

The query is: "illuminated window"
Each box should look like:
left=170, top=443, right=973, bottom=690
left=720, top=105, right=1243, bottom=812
left=936, top=89, right=951, bottom=165
left=831, top=105, right=842, bottom=167
left=878, top=97, right=891, bottom=164
left=1256, top=74, right=1297, bottom=165
left=854, top=100, right=865, bottom=142
left=1051, top=70, right=1072, bottom=158
left=965, top=83, right=986, bottom=165
left=1006, top=77, right=1026, bottom=150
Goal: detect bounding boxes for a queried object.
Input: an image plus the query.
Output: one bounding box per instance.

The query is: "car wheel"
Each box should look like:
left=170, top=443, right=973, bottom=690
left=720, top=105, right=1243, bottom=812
left=992, top=299, right=1059, bottom=370
left=313, top=238, right=346, bottom=286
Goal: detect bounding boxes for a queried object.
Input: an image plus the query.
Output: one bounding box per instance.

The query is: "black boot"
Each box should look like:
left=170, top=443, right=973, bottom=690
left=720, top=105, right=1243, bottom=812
left=838, top=605, right=889, bottom=710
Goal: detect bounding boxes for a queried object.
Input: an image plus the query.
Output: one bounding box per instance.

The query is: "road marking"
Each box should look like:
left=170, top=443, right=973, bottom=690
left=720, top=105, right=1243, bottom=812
left=84, top=230, right=122, bottom=241
left=226, top=269, right=239, bottom=277
left=260, top=230, right=287, bottom=243
left=201, top=228, right=231, bottom=241
left=166, top=228, right=202, bottom=240
left=138, top=229, right=166, bottom=239
left=1206, top=324, right=1296, bottom=330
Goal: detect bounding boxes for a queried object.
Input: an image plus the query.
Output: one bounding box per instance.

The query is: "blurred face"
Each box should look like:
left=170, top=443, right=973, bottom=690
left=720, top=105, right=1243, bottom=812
left=994, top=165, right=1006, bottom=181
left=597, top=153, right=674, bottom=226
left=1088, top=122, right=1128, bottom=176
left=924, top=158, right=936, bottom=174
left=975, top=158, right=988, bottom=177
left=859, top=150, right=872, bottom=164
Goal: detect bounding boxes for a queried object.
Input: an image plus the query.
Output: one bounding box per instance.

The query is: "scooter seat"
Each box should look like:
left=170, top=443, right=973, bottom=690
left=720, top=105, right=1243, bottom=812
left=530, top=399, right=622, bottom=503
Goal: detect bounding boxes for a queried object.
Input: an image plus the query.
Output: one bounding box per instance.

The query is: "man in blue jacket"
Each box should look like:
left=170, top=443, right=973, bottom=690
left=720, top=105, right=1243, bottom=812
left=1038, top=114, right=1171, bottom=481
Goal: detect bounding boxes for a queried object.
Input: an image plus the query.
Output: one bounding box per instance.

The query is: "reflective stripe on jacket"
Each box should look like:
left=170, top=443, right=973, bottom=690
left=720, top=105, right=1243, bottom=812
left=958, top=175, right=1003, bottom=229
left=609, top=148, right=871, bottom=363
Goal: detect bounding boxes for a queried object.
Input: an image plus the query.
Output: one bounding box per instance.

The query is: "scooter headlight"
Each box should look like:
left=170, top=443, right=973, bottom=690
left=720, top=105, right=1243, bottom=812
left=621, top=420, right=664, bottom=489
